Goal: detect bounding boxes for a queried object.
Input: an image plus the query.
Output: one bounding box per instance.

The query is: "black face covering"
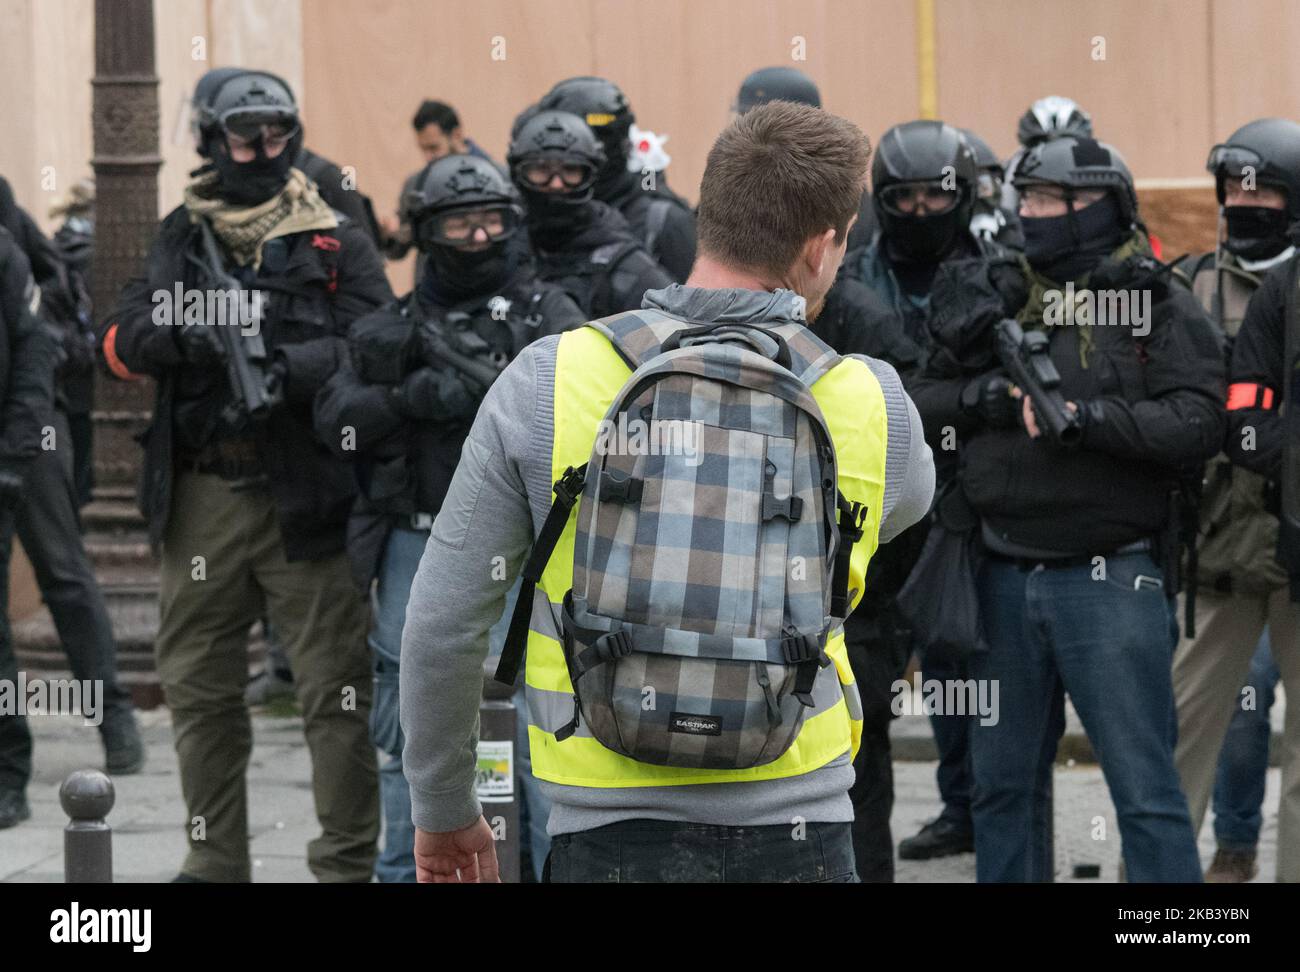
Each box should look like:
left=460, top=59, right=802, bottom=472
left=1021, top=193, right=1126, bottom=283
left=208, top=134, right=299, bottom=206
left=882, top=209, right=963, bottom=265
left=1223, top=205, right=1292, bottom=261
left=522, top=188, right=592, bottom=247
left=424, top=238, right=516, bottom=303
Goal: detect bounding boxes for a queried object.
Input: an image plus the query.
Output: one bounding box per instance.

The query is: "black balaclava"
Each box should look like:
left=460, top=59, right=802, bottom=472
left=1021, top=192, right=1127, bottom=283
left=522, top=188, right=593, bottom=249
left=1223, top=204, right=1292, bottom=261
left=884, top=208, right=965, bottom=267
left=421, top=235, right=523, bottom=305
left=207, top=130, right=301, bottom=206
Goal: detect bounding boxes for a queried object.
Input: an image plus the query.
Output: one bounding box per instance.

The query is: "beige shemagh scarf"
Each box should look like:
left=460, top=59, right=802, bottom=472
left=182, top=167, right=338, bottom=270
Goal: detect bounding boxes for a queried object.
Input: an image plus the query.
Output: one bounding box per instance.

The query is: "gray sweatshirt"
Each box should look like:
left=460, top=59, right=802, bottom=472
left=400, top=285, right=935, bottom=835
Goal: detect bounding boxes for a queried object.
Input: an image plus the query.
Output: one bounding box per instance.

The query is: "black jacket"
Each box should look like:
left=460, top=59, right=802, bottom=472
left=0, top=175, right=88, bottom=412
left=601, top=171, right=697, bottom=283
left=1224, top=254, right=1300, bottom=480
left=913, top=254, right=1226, bottom=554
left=296, top=148, right=384, bottom=248
left=0, top=228, right=57, bottom=480
left=105, top=206, right=393, bottom=560
left=528, top=200, right=673, bottom=320
left=315, top=269, right=584, bottom=584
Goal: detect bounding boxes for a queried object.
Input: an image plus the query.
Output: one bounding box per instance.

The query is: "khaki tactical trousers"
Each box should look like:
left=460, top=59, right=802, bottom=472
left=1173, top=587, right=1300, bottom=881
left=156, top=471, right=378, bottom=882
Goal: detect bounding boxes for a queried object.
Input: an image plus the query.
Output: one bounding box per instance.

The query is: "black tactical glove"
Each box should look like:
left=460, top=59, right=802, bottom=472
left=960, top=373, right=1020, bottom=428
left=1090, top=253, right=1172, bottom=303
left=389, top=366, right=479, bottom=422
left=175, top=323, right=226, bottom=367
left=0, top=464, right=27, bottom=512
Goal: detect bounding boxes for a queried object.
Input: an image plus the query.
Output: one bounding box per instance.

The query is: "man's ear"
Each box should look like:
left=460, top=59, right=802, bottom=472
left=803, top=226, right=838, bottom=278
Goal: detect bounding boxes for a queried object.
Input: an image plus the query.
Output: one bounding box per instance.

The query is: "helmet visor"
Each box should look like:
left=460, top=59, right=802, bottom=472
left=878, top=180, right=961, bottom=217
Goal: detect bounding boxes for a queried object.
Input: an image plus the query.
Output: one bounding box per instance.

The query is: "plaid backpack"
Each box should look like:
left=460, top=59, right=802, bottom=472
left=495, top=310, right=870, bottom=770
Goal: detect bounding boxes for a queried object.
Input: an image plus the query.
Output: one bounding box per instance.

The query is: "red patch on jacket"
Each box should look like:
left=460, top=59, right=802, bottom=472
left=311, top=233, right=341, bottom=252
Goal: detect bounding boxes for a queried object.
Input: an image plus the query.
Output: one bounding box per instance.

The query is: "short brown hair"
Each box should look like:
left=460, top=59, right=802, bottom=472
left=696, top=101, right=871, bottom=278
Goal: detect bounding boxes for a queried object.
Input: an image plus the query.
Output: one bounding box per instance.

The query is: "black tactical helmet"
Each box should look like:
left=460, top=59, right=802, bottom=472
left=405, top=154, right=523, bottom=250
left=192, top=69, right=302, bottom=158
left=873, top=121, right=977, bottom=216
left=1016, top=95, right=1093, bottom=148
left=1013, top=135, right=1137, bottom=227
left=1207, top=118, right=1300, bottom=223
left=507, top=110, right=606, bottom=199
left=540, top=77, right=634, bottom=165
left=735, top=66, right=821, bottom=113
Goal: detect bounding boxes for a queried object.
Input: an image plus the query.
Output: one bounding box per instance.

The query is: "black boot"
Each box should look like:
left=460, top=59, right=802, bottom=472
left=898, top=816, right=974, bottom=860
left=101, top=710, right=146, bottom=775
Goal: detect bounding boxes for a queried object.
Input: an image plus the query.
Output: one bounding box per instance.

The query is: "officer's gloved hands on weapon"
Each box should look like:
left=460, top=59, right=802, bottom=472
left=389, top=366, right=481, bottom=423
left=175, top=322, right=227, bottom=367
left=960, top=372, right=1020, bottom=428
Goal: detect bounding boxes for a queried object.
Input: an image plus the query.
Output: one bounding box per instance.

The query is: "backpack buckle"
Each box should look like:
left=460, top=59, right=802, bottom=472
left=598, top=469, right=643, bottom=503
left=596, top=629, right=633, bottom=662
left=781, top=633, right=817, bottom=664
left=762, top=493, right=803, bottom=522
left=554, top=465, right=586, bottom=507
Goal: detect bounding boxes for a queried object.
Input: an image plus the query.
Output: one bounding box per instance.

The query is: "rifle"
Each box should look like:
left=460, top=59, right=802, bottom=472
left=418, top=310, right=509, bottom=392
left=190, top=218, right=278, bottom=423
left=994, top=319, right=1082, bottom=446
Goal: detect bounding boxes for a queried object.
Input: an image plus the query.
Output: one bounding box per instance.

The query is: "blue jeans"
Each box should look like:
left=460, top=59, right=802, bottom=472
left=922, top=651, right=974, bottom=829
left=1212, top=633, right=1280, bottom=851
left=369, top=526, right=429, bottom=883
left=546, top=820, right=858, bottom=882
left=487, top=578, right=552, bottom=880
left=970, top=552, right=1202, bottom=883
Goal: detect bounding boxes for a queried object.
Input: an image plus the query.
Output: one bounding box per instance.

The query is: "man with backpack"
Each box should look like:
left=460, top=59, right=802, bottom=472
left=400, top=100, right=934, bottom=883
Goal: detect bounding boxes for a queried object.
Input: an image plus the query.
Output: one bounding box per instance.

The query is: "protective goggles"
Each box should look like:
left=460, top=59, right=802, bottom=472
left=976, top=172, right=1001, bottom=201
left=415, top=205, right=521, bottom=248
left=1206, top=143, right=1263, bottom=179
left=514, top=158, right=594, bottom=191
left=219, top=108, right=300, bottom=153
left=878, top=180, right=961, bottom=216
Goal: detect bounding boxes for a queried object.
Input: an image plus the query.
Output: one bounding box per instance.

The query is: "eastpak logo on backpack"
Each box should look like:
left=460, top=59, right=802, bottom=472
left=496, top=309, right=868, bottom=770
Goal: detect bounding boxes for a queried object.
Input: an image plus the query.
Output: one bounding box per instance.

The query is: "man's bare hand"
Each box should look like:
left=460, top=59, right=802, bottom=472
left=414, top=816, right=501, bottom=883
left=1021, top=393, right=1078, bottom=440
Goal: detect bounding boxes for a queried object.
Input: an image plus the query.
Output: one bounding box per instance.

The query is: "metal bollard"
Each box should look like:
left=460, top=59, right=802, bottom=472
left=61, top=769, right=115, bottom=883
left=480, top=665, right=520, bottom=882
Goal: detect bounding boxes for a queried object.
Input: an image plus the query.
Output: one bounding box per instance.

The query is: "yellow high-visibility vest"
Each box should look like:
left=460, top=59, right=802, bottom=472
left=525, top=324, right=890, bottom=787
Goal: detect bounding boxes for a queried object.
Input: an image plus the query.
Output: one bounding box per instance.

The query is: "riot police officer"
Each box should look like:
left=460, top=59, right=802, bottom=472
left=539, top=77, right=696, bottom=281
left=314, top=153, right=585, bottom=882
left=507, top=110, right=672, bottom=319
left=103, top=69, right=391, bottom=882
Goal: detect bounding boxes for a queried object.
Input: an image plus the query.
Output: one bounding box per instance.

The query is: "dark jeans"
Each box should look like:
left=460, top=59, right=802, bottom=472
left=845, top=611, right=909, bottom=881
left=971, top=552, right=1201, bottom=883
left=15, top=410, right=133, bottom=732
left=1212, top=633, right=1279, bottom=851
left=0, top=507, right=25, bottom=792
left=545, top=819, right=858, bottom=883
left=923, top=651, right=974, bottom=830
